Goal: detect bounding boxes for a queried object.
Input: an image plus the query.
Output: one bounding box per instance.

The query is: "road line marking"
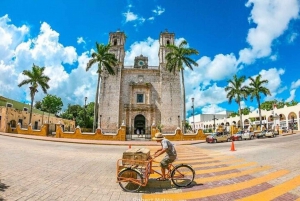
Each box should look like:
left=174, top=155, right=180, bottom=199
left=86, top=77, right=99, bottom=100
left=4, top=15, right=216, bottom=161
left=174, top=155, right=236, bottom=164
left=237, top=175, right=300, bottom=201
left=151, top=162, right=257, bottom=175
left=191, top=159, right=244, bottom=168
left=142, top=170, right=289, bottom=200
left=195, top=165, right=272, bottom=183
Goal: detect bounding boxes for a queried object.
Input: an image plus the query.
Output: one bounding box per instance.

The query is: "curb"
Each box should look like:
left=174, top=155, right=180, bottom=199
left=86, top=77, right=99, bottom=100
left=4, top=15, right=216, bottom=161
left=0, top=132, right=205, bottom=146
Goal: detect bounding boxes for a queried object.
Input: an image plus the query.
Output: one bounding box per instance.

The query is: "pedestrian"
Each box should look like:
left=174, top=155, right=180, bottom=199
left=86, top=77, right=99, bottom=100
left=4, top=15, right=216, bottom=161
left=276, top=124, right=279, bottom=134
left=136, top=128, right=140, bottom=137
left=152, top=132, right=177, bottom=181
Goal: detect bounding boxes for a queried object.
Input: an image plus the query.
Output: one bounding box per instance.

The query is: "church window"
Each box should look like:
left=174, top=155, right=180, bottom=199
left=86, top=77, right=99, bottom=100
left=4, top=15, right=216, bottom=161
left=114, top=39, right=117, bottom=46
left=137, top=94, right=144, bottom=103
left=166, top=40, right=170, bottom=45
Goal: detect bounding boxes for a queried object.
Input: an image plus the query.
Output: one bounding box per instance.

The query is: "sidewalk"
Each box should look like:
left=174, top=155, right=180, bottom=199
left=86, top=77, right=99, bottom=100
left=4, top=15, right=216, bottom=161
left=0, top=132, right=205, bottom=146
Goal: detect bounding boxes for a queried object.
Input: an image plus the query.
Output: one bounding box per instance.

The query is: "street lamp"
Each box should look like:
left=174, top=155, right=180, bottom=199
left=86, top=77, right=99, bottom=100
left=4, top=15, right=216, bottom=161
left=191, top=98, right=195, bottom=132
left=99, top=114, right=102, bottom=128
left=178, top=115, right=180, bottom=128
left=212, top=115, right=218, bottom=131
left=84, top=97, right=87, bottom=128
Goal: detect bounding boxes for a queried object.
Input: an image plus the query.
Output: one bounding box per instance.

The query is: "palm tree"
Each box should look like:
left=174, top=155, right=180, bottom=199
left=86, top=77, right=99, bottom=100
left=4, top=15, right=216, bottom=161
left=86, top=42, right=118, bottom=132
left=165, top=40, right=199, bottom=132
left=246, top=74, right=271, bottom=128
left=225, top=75, right=248, bottom=130
left=18, top=64, right=50, bottom=125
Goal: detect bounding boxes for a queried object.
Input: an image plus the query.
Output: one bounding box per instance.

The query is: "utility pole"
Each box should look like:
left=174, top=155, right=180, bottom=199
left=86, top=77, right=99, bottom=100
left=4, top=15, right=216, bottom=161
left=84, top=97, right=87, bottom=128
left=212, top=115, right=218, bottom=131
left=191, top=98, right=195, bottom=132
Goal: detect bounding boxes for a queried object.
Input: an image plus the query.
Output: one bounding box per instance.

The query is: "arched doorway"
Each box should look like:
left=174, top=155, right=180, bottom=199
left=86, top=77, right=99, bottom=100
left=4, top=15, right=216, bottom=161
left=133, top=114, right=146, bottom=140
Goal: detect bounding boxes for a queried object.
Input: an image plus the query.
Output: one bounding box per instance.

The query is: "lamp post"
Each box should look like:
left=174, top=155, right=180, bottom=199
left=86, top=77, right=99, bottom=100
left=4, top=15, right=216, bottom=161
left=212, top=115, right=218, bottom=131
left=99, top=114, right=102, bottom=128
left=178, top=115, right=180, bottom=128
left=84, top=97, right=87, bottom=128
left=191, top=98, right=195, bottom=132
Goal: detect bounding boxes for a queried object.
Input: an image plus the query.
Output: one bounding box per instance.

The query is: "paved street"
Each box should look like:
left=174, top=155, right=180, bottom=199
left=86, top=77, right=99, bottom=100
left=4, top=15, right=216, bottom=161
left=1, top=133, right=300, bottom=201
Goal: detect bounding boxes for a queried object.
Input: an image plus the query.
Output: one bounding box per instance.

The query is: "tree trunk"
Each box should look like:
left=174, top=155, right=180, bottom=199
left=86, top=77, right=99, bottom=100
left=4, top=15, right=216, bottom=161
left=257, top=97, right=262, bottom=129
left=181, top=70, right=186, bottom=133
left=238, top=101, right=243, bottom=130
left=93, top=73, right=101, bottom=132
left=29, top=94, right=34, bottom=125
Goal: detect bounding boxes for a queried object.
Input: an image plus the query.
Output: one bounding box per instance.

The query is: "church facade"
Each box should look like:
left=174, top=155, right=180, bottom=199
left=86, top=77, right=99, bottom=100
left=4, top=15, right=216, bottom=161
left=98, top=30, right=183, bottom=139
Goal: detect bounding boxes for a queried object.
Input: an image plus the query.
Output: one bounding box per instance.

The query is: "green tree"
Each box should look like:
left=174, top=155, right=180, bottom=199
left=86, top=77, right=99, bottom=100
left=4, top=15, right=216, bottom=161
left=261, top=100, right=276, bottom=111
left=225, top=75, right=248, bottom=129
left=165, top=40, right=199, bottom=132
left=86, top=43, right=118, bottom=132
left=41, top=94, right=63, bottom=123
left=246, top=74, right=271, bottom=127
left=18, top=64, right=50, bottom=125
left=241, top=107, right=251, bottom=115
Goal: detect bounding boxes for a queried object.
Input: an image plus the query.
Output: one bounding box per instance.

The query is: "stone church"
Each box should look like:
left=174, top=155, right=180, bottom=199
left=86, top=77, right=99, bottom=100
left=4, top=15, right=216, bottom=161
left=99, top=30, right=183, bottom=139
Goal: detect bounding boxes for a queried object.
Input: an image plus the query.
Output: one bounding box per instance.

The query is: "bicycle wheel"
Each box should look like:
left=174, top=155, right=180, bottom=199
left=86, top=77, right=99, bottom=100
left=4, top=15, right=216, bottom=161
left=118, top=168, right=143, bottom=192
left=171, top=164, right=195, bottom=187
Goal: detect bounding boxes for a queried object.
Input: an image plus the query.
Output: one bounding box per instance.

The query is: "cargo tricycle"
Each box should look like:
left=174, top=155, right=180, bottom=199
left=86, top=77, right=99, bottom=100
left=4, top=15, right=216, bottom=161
left=116, top=148, right=195, bottom=192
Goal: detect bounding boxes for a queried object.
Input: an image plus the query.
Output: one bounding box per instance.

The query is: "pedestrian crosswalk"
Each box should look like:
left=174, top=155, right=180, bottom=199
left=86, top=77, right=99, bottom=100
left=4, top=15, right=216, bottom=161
left=143, top=146, right=300, bottom=200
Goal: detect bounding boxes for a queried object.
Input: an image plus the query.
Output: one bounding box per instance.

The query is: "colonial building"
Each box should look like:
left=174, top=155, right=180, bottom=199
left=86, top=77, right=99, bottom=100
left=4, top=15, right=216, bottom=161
left=99, top=30, right=183, bottom=139
left=0, top=96, right=75, bottom=133
left=190, top=104, right=300, bottom=132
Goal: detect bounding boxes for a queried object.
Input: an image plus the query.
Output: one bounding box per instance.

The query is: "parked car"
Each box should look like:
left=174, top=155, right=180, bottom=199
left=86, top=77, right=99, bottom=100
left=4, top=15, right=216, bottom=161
left=231, top=130, right=244, bottom=141
left=242, top=131, right=255, bottom=140
left=265, top=130, right=275, bottom=138
left=206, top=132, right=231, bottom=143
left=256, top=130, right=266, bottom=138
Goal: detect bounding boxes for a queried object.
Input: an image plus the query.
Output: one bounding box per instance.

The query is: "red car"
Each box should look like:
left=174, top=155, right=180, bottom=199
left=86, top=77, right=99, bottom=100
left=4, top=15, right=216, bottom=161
left=231, top=131, right=244, bottom=141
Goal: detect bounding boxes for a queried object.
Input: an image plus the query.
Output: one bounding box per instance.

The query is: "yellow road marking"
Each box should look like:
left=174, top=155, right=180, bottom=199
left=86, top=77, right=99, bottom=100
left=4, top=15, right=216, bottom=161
left=174, top=155, right=235, bottom=164
left=237, top=175, right=300, bottom=201
left=195, top=165, right=271, bottom=183
left=151, top=162, right=257, bottom=175
left=295, top=197, right=300, bottom=201
left=191, top=159, right=244, bottom=168
left=142, top=170, right=289, bottom=200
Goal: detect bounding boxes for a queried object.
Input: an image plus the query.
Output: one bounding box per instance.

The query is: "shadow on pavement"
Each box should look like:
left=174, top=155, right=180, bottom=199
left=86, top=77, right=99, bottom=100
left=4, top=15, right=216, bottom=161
left=0, top=180, right=9, bottom=201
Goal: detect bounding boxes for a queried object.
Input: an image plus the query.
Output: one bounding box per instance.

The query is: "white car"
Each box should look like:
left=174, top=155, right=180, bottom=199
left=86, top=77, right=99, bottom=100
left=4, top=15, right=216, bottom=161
left=242, top=131, right=255, bottom=140
left=265, top=130, right=275, bottom=138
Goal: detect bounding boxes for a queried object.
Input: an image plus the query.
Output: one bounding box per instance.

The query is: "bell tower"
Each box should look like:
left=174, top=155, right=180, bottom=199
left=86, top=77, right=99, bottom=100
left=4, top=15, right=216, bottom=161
left=108, top=30, right=126, bottom=66
left=158, top=30, right=175, bottom=69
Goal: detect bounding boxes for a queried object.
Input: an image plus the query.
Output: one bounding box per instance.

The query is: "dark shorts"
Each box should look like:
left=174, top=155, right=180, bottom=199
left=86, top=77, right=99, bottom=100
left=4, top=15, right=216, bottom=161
left=160, top=155, right=176, bottom=168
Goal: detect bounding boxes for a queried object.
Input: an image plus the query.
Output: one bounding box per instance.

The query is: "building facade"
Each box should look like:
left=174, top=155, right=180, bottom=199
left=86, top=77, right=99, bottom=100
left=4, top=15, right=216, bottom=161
left=98, top=30, right=183, bottom=138
left=190, top=105, right=300, bottom=132
left=0, top=96, right=75, bottom=133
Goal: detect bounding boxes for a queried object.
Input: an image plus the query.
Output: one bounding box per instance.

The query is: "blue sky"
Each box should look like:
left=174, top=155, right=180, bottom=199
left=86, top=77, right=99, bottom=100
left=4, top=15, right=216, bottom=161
left=0, top=0, right=300, bottom=117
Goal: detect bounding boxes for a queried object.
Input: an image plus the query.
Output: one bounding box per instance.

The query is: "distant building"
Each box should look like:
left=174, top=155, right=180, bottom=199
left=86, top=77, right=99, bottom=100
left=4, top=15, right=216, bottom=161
left=0, top=96, right=75, bottom=133
left=188, top=111, right=233, bottom=131
left=190, top=105, right=299, bottom=131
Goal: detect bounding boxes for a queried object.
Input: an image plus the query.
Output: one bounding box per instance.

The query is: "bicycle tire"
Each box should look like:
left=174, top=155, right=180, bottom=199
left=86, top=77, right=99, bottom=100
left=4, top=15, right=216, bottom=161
left=171, top=164, right=195, bottom=187
left=118, top=168, right=143, bottom=192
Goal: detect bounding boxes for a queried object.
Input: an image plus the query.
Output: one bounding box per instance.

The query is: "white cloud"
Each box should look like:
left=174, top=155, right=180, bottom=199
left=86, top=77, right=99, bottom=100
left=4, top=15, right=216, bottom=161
left=291, top=79, right=300, bottom=89
left=148, top=17, right=155, bottom=21
left=247, top=68, right=286, bottom=101
left=286, top=89, right=296, bottom=102
left=77, top=37, right=86, bottom=44
left=238, top=0, right=300, bottom=64
left=123, top=11, right=138, bottom=22
left=288, top=32, right=298, bottom=43
left=201, top=104, right=226, bottom=114
left=124, top=37, right=159, bottom=66
left=152, top=6, right=165, bottom=15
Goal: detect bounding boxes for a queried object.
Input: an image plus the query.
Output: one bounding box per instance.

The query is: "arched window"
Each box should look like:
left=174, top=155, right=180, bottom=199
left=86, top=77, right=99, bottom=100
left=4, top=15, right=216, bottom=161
left=166, top=40, right=170, bottom=45
left=113, top=39, right=117, bottom=46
